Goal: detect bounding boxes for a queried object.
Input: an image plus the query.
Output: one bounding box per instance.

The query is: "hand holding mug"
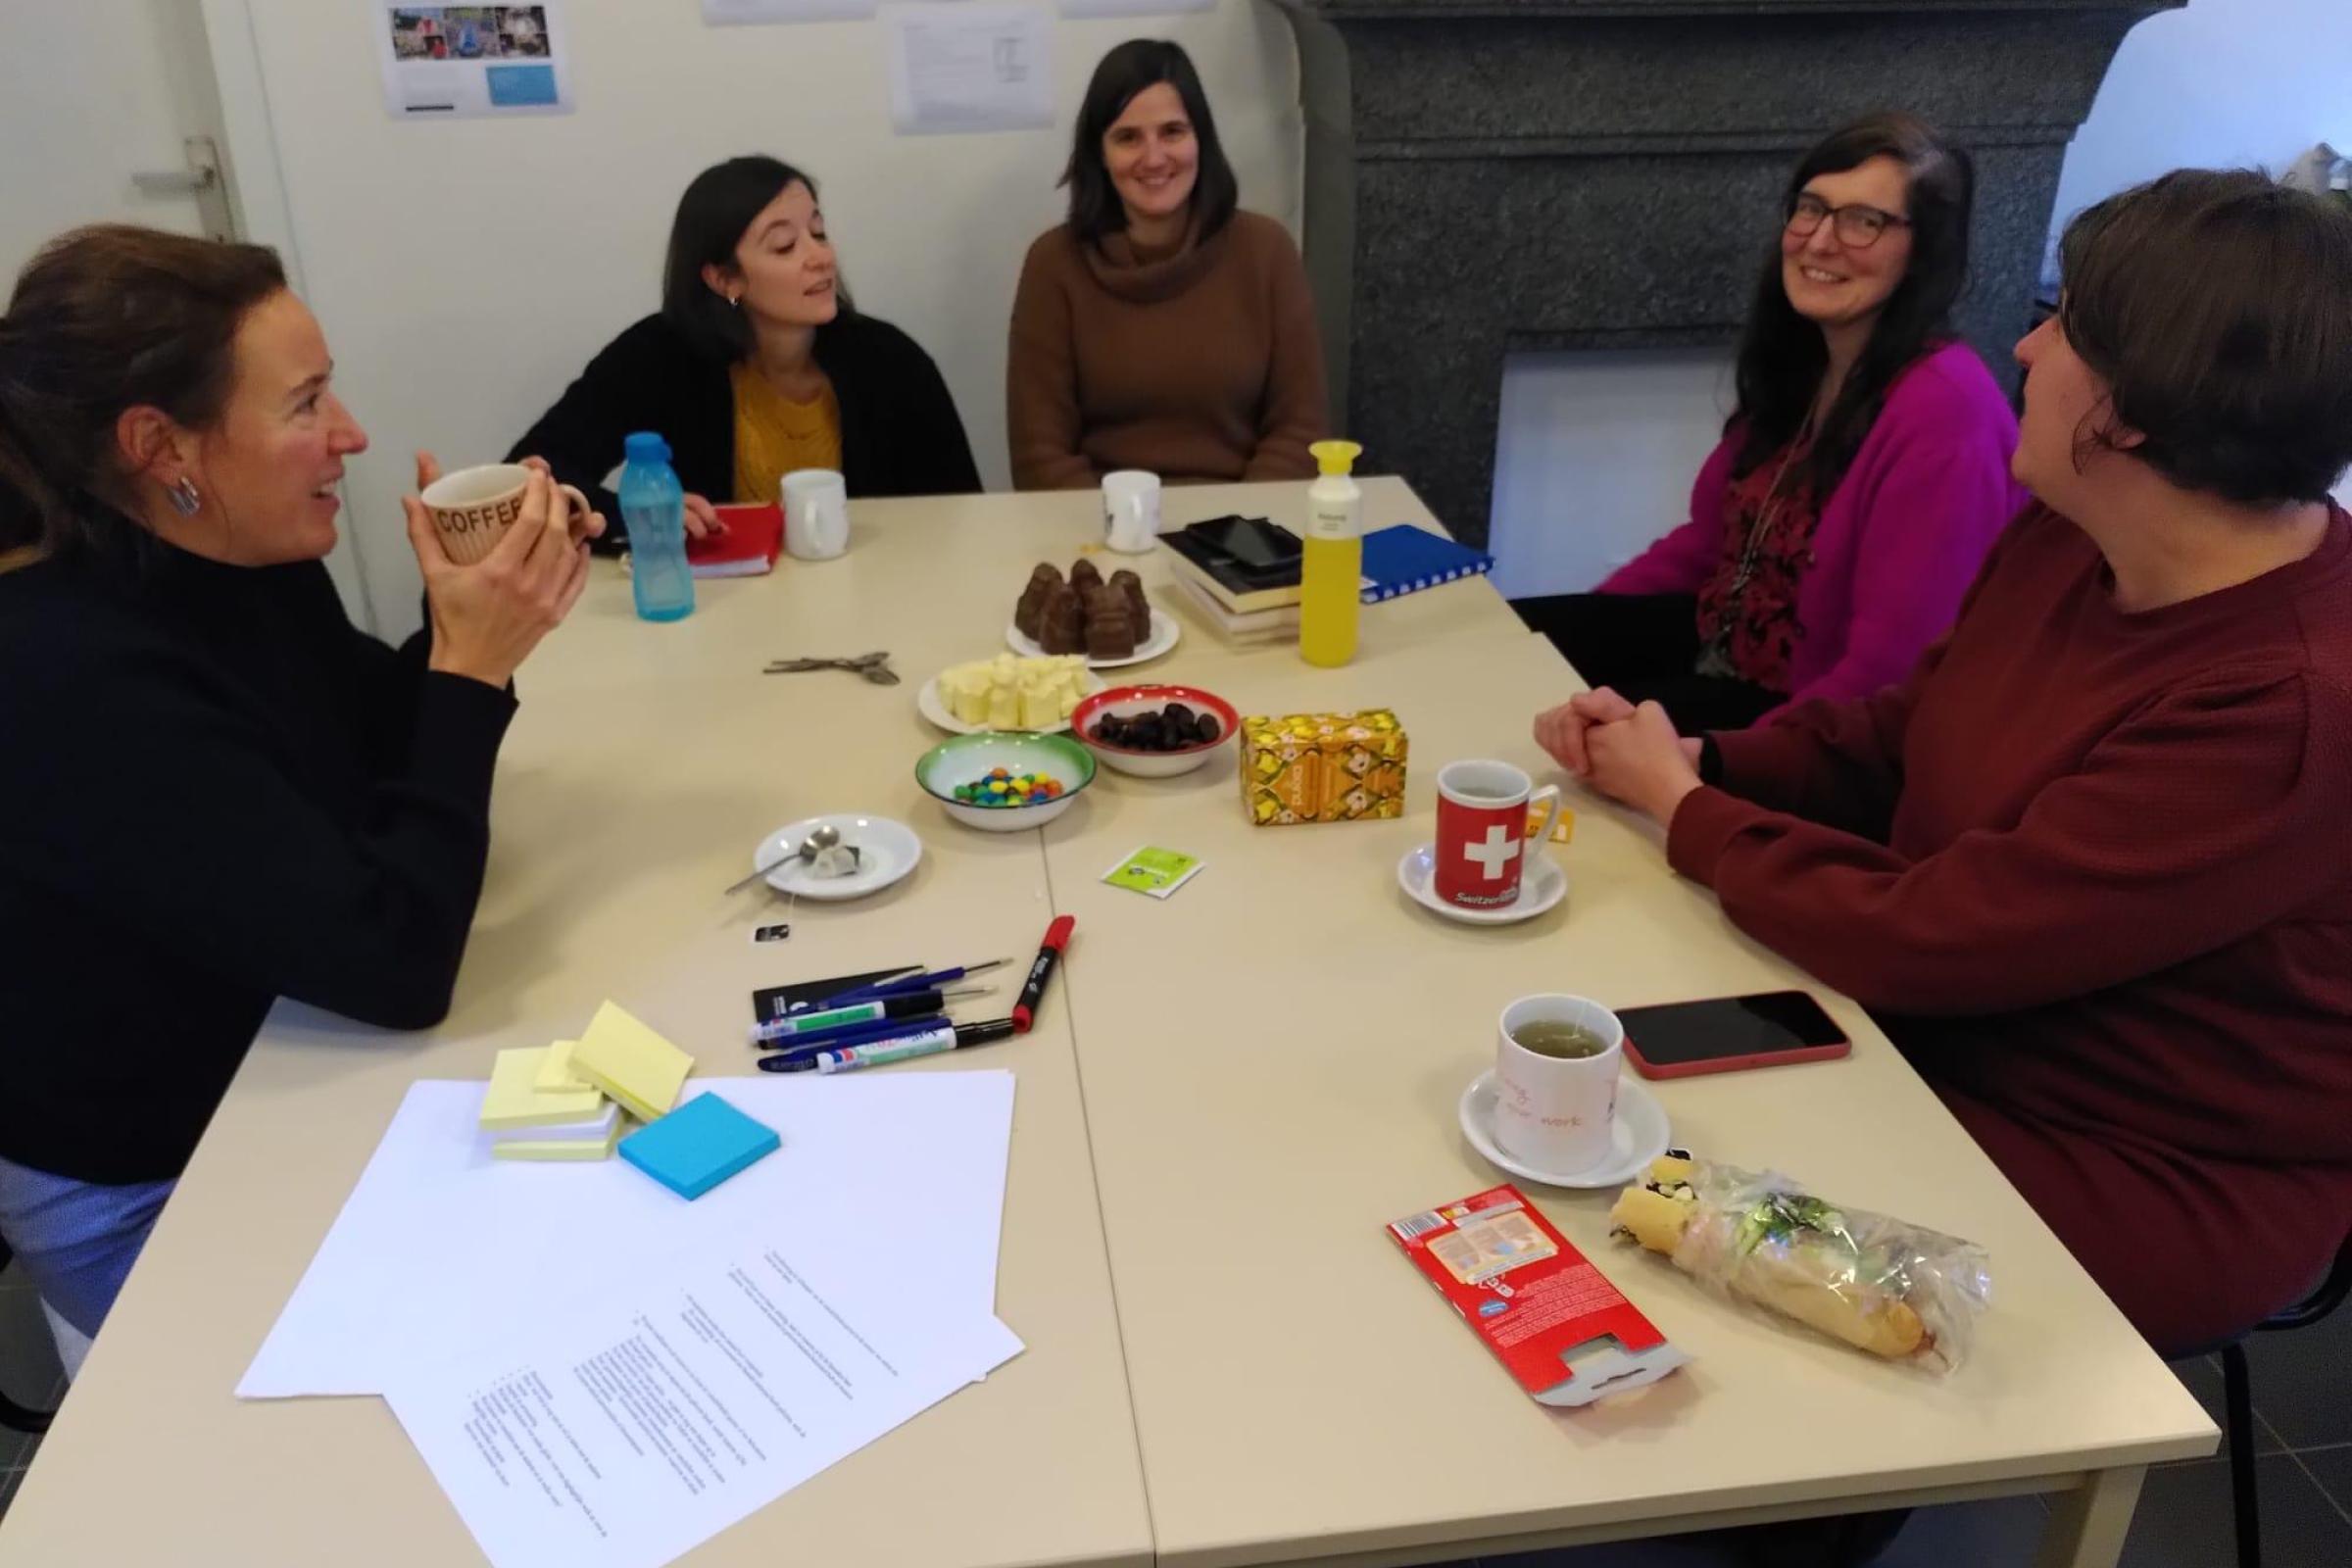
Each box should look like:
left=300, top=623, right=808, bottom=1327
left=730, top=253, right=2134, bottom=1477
left=405, top=464, right=591, bottom=688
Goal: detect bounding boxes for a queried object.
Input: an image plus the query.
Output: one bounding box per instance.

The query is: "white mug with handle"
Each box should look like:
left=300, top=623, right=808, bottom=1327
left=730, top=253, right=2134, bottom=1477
left=783, top=468, right=850, bottom=561
left=1102, top=469, right=1160, bottom=554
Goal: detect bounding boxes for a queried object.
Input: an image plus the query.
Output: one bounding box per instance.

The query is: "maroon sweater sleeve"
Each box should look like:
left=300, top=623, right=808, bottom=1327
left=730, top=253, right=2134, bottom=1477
left=1667, top=672, right=2352, bottom=1015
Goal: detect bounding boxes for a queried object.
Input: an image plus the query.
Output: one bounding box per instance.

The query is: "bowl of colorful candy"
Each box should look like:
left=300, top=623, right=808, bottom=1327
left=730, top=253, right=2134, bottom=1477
left=914, top=731, right=1098, bottom=832
left=1071, top=684, right=1240, bottom=778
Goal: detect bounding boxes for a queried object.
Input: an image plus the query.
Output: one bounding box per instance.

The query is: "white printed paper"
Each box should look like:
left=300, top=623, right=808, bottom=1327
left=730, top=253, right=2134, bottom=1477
left=1056, top=0, right=1211, bottom=16
left=702, top=0, right=875, bottom=23
left=371, top=4, right=573, bottom=121
left=888, top=5, right=1054, bottom=136
left=385, top=1217, right=1021, bottom=1568
left=241, top=1073, right=1015, bottom=1397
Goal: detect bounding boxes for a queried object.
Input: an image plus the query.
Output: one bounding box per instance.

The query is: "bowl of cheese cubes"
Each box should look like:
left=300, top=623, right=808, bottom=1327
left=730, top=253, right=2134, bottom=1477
left=921, top=654, right=1103, bottom=734
left=914, top=731, right=1097, bottom=832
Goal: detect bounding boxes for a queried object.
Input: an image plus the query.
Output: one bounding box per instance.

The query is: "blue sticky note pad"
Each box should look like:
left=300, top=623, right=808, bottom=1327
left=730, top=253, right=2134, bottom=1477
left=619, top=1093, right=779, bottom=1200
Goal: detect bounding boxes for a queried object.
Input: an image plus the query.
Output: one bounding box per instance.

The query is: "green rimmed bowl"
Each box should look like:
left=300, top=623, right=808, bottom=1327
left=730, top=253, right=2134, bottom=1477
left=914, top=731, right=1097, bottom=832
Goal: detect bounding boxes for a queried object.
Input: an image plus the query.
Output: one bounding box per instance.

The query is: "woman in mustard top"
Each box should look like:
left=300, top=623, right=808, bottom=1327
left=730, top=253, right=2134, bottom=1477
left=514, top=156, right=979, bottom=548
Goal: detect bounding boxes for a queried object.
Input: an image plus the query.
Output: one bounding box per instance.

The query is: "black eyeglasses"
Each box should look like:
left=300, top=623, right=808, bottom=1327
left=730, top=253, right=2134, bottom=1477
left=1785, top=193, right=1911, bottom=249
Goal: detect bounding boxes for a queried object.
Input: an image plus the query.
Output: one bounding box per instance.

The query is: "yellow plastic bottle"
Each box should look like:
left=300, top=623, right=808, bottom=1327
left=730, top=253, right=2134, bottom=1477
left=1299, top=439, right=1363, bottom=666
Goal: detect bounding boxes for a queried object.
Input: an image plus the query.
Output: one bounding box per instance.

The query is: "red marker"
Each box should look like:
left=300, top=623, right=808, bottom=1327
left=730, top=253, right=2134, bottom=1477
left=1011, top=915, right=1075, bottom=1033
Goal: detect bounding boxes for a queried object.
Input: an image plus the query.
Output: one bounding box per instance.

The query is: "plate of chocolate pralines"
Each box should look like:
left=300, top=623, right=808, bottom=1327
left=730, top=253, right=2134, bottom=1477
left=1006, top=558, right=1182, bottom=667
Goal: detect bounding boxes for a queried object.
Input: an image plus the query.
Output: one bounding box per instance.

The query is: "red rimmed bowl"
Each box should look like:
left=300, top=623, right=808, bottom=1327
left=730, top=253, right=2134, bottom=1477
left=1071, top=684, right=1240, bottom=778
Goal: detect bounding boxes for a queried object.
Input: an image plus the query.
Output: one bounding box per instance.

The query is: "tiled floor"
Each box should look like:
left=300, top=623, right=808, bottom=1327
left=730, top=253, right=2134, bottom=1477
left=0, top=1279, right=2339, bottom=1561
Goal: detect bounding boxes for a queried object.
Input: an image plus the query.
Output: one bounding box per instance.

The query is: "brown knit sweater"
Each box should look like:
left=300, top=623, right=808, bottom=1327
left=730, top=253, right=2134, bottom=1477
left=1006, top=211, right=1328, bottom=490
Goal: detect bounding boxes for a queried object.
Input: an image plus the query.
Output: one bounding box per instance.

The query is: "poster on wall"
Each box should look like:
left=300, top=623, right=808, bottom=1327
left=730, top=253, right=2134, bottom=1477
left=888, top=4, right=1054, bottom=136
left=703, top=0, right=876, bottom=22
left=1055, top=0, right=1213, bottom=16
left=370, top=3, right=574, bottom=120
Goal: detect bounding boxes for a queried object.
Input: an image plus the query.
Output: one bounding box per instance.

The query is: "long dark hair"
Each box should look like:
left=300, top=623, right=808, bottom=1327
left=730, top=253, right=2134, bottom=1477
left=661, top=155, right=849, bottom=364
left=1061, top=40, right=1239, bottom=245
left=1729, top=113, right=1975, bottom=496
left=2058, top=170, right=2352, bottom=505
left=0, top=224, right=286, bottom=559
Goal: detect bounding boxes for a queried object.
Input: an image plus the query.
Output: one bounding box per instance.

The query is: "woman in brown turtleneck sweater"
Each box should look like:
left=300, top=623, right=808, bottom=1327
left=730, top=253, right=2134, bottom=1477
left=1006, top=40, right=1328, bottom=491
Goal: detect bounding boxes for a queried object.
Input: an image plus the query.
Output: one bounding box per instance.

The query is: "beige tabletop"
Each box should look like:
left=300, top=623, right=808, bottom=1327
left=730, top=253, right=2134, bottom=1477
left=0, top=480, right=2210, bottom=1568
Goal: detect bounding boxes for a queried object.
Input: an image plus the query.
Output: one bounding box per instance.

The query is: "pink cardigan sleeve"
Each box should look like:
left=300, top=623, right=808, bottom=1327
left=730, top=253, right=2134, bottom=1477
left=1759, top=361, right=2025, bottom=721
left=1596, top=434, right=1737, bottom=595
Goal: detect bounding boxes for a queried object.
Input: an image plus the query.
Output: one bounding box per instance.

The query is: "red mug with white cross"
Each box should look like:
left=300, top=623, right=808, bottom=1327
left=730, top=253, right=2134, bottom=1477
left=1434, top=760, right=1561, bottom=909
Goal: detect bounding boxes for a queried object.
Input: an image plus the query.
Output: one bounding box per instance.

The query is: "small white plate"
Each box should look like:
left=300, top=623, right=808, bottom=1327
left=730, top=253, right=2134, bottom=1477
left=1005, top=609, right=1181, bottom=669
left=753, top=814, right=921, bottom=901
left=918, top=670, right=1106, bottom=736
left=1396, top=843, right=1567, bottom=925
left=1458, top=1070, right=1671, bottom=1190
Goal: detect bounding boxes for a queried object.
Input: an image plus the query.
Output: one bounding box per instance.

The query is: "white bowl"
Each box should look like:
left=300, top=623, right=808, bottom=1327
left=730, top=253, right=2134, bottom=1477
left=1071, top=685, right=1239, bottom=779
left=914, top=732, right=1097, bottom=833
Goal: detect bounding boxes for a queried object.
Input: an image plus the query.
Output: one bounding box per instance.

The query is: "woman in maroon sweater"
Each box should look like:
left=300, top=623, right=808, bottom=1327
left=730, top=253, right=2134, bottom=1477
left=1538, top=170, right=2352, bottom=1355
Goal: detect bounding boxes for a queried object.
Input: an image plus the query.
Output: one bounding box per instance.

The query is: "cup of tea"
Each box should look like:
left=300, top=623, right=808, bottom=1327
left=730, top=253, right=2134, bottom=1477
left=1435, top=760, right=1561, bottom=909
left=1102, top=469, right=1160, bottom=554
left=1494, top=994, right=1623, bottom=1173
left=784, top=468, right=850, bottom=561
left=421, top=463, right=588, bottom=566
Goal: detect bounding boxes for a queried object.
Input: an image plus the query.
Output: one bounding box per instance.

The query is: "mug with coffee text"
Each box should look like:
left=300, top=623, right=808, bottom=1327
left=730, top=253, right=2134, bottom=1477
left=1494, top=993, right=1623, bottom=1173
left=421, top=463, right=587, bottom=566
left=784, top=468, right=850, bottom=561
left=1435, top=759, right=1560, bottom=908
left=1102, top=469, right=1160, bottom=554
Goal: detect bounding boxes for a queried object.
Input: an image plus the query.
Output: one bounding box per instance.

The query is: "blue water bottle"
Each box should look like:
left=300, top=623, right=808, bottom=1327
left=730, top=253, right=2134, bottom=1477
left=619, top=432, right=694, bottom=622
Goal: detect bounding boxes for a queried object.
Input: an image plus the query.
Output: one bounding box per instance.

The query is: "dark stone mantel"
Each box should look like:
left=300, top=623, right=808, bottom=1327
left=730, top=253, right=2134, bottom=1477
left=1269, top=0, right=2186, bottom=548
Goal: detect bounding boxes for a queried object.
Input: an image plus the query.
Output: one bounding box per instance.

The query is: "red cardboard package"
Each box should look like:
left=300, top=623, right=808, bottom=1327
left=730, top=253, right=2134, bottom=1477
left=1389, top=1184, right=1689, bottom=1406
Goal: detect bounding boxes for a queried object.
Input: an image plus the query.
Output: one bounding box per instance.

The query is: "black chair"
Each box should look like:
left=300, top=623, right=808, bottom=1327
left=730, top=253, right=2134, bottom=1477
left=2215, top=1231, right=2352, bottom=1568
left=0, top=1240, right=55, bottom=1435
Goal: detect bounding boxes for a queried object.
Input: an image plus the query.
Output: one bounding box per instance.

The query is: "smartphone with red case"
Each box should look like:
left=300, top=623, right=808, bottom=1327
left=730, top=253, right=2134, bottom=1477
left=1619, top=991, right=1849, bottom=1079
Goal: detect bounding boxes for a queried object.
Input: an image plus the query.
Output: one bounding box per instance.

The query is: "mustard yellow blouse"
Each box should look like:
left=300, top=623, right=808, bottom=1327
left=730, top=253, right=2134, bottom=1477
left=730, top=361, right=842, bottom=506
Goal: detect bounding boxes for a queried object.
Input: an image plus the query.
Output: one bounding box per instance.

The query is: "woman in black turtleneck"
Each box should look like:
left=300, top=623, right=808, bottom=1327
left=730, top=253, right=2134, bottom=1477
left=0, top=225, right=590, bottom=1336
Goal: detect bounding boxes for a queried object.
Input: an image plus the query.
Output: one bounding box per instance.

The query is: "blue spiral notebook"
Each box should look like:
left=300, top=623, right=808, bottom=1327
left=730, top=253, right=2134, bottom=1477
left=1357, top=526, right=1496, bottom=604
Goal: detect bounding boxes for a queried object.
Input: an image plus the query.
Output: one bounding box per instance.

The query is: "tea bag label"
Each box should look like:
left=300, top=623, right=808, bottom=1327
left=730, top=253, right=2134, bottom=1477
left=1102, top=846, right=1203, bottom=900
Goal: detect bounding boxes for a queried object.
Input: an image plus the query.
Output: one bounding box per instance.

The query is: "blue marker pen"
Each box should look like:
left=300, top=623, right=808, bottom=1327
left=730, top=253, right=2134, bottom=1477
left=780, top=1019, right=1018, bottom=1075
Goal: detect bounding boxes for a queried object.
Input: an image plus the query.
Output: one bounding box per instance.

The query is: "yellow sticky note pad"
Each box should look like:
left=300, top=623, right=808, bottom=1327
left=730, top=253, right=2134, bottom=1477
left=570, top=1001, right=693, bottom=1123
left=494, top=1122, right=623, bottom=1162
left=535, top=1039, right=590, bottom=1094
left=480, top=1047, right=607, bottom=1131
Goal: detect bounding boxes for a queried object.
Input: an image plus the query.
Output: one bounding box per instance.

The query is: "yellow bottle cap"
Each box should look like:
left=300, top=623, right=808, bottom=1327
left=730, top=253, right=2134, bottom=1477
left=1310, top=440, right=1362, bottom=476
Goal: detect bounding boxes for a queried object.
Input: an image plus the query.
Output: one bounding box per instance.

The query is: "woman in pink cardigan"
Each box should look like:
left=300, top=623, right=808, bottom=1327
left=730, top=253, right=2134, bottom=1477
left=1517, top=114, right=2024, bottom=729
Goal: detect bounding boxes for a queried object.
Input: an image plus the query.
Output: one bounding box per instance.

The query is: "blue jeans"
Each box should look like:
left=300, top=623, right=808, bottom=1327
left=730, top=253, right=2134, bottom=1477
left=0, top=1155, right=174, bottom=1338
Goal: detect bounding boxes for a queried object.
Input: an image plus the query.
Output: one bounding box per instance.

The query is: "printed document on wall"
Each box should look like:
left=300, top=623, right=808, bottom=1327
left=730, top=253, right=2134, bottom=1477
left=703, top=0, right=875, bottom=22
left=888, top=5, right=1054, bottom=136
left=1056, top=0, right=1212, bottom=16
left=369, top=3, right=573, bottom=120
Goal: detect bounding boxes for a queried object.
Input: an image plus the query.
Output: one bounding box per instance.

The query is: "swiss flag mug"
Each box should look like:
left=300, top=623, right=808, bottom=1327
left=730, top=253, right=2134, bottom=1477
left=1434, top=760, right=1560, bottom=908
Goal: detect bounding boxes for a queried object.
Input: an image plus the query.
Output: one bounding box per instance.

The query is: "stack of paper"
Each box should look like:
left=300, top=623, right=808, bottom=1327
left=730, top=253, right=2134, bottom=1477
left=242, top=1070, right=1022, bottom=1568
left=479, top=1045, right=619, bottom=1160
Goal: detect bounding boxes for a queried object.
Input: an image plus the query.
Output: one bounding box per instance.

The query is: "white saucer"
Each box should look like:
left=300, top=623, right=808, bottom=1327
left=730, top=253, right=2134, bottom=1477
left=753, top=814, right=921, bottom=901
left=1005, top=609, right=1181, bottom=669
left=1396, top=843, right=1567, bottom=925
left=1458, top=1070, right=1670, bottom=1190
left=917, top=669, right=1106, bottom=736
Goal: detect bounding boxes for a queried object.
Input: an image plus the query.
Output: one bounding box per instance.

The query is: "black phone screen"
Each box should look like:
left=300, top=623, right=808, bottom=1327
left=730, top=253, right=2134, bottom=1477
left=1194, top=515, right=1300, bottom=571
left=1617, top=992, right=1846, bottom=1064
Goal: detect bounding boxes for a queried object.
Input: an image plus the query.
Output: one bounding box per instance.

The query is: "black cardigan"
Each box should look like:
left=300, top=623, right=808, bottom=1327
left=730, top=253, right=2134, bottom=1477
left=510, top=310, right=982, bottom=548
left=0, top=539, right=513, bottom=1183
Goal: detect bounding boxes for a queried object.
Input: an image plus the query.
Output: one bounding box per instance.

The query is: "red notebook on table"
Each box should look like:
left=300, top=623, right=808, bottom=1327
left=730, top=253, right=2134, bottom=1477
left=689, top=503, right=784, bottom=578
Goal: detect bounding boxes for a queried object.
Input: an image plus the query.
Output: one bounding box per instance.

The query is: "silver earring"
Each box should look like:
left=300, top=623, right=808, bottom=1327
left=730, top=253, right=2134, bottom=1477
left=728, top=293, right=743, bottom=311
left=167, top=477, right=202, bottom=516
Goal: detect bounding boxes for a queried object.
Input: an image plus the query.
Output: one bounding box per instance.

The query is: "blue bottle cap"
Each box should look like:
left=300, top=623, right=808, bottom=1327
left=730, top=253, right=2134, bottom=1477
left=623, top=431, right=671, bottom=464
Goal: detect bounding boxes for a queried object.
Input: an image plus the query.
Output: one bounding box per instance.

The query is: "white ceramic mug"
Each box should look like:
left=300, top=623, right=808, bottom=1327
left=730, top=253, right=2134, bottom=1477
left=783, top=468, right=850, bottom=561
left=420, top=463, right=588, bottom=566
left=1102, top=469, right=1160, bottom=554
left=1493, top=994, right=1623, bottom=1174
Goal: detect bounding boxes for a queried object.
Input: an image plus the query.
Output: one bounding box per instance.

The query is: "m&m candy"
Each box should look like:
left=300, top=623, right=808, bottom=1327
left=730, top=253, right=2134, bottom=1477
left=953, top=770, right=1064, bottom=807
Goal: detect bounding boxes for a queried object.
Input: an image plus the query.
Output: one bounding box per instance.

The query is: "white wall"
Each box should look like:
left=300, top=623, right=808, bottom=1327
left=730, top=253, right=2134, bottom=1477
left=2047, top=0, right=2352, bottom=270
left=218, top=0, right=1299, bottom=639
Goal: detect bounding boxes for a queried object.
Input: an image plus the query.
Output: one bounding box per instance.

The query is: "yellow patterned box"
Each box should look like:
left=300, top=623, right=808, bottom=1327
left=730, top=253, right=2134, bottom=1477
left=1242, top=710, right=1409, bottom=825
